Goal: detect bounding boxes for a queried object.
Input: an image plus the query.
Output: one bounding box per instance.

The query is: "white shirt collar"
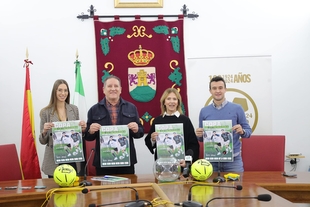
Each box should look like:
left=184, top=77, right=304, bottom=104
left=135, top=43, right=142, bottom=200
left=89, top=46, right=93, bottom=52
left=163, top=111, right=180, bottom=117
left=212, top=99, right=228, bottom=109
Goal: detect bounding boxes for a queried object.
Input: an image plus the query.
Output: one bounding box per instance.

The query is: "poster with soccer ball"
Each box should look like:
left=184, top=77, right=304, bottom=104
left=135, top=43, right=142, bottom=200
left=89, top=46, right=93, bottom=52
left=99, top=125, right=130, bottom=167
left=155, top=123, right=185, bottom=161
left=52, top=120, right=85, bottom=164
left=202, top=120, right=233, bottom=162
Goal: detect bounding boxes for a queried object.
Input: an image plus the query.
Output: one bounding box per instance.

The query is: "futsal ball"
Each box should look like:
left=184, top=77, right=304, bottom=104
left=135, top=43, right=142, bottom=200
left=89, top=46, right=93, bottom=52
left=53, top=164, right=77, bottom=187
left=190, top=159, right=213, bottom=181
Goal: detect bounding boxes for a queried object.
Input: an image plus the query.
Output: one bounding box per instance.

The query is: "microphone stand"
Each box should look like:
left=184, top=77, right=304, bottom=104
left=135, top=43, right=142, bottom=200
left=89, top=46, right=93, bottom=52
left=80, top=148, right=95, bottom=186
left=183, top=149, right=193, bottom=178
left=89, top=200, right=151, bottom=207
left=183, top=183, right=242, bottom=207
left=205, top=194, right=272, bottom=207
left=213, top=147, right=225, bottom=183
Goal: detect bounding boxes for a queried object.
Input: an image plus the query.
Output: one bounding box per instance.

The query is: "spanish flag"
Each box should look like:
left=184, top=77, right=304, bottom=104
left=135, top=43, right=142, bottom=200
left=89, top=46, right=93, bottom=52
left=20, top=59, right=41, bottom=179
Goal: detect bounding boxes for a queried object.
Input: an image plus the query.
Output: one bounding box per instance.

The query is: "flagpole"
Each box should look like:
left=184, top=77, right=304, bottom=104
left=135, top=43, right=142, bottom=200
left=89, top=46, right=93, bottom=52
left=21, top=48, right=42, bottom=179
left=77, top=4, right=199, bottom=20
left=75, top=49, right=78, bottom=78
left=73, top=50, right=88, bottom=176
left=73, top=51, right=87, bottom=120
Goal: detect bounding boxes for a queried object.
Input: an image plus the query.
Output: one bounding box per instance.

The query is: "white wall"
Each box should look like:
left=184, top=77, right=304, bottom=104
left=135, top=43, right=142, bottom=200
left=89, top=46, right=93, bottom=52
left=1, top=0, right=310, bottom=177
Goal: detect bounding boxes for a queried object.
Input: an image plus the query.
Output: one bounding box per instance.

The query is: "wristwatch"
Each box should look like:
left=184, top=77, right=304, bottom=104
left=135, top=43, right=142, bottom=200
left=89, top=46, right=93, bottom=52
left=242, top=129, right=246, bottom=135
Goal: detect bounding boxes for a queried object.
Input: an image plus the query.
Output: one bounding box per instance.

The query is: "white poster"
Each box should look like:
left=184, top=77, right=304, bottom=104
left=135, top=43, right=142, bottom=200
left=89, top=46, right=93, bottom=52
left=186, top=56, right=272, bottom=134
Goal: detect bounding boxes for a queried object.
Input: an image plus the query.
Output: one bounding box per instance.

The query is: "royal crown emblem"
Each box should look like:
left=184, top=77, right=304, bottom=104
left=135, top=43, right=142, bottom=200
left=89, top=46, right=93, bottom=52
left=128, top=45, right=155, bottom=66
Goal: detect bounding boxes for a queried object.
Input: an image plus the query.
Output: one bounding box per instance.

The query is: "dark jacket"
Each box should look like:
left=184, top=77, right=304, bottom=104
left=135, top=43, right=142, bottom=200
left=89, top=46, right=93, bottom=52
left=144, top=114, right=199, bottom=163
left=84, top=97, right=144, bottom=169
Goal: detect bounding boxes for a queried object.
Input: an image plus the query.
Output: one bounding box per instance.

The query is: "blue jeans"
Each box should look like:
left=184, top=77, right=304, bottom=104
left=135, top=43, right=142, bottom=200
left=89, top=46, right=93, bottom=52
left=211, top=154, right=244, bottom=172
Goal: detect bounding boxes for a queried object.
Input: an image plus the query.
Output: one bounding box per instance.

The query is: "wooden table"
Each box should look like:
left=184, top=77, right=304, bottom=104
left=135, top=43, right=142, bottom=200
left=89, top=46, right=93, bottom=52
left=0, top=172, right=308, bottom=207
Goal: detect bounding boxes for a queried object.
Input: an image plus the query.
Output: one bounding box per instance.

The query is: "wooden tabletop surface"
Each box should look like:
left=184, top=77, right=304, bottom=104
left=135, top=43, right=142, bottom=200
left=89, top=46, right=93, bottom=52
left=0, top=171, right=309, bottom=207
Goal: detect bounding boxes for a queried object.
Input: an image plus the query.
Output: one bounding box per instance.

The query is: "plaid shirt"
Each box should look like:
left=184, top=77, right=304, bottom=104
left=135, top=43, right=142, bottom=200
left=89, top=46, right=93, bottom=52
left=106, top=99, right=120, bottom=125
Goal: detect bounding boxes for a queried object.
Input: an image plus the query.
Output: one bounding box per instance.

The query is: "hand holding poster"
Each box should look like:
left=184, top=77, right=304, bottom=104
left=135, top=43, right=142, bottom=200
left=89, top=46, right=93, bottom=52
left=52, top=120, right=85, bottom=164
left=99, top=125, right=130, bottom=167
left=155, top=123, right=185, bottom=161
left=203, top=120, right=233, bottom=162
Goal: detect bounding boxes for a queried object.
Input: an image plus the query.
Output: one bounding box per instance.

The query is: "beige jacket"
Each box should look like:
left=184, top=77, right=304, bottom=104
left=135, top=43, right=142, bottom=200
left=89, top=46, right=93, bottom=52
left=39, top=103, right=79, bottom=176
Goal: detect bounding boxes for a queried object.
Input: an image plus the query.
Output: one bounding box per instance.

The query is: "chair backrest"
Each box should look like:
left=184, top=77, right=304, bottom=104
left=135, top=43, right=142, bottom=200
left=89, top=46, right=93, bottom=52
left=0, top=144, right=23, bottom=181
left=241, top=135, right=285, bottom=171
left=85, top=140, right=96, bottom=176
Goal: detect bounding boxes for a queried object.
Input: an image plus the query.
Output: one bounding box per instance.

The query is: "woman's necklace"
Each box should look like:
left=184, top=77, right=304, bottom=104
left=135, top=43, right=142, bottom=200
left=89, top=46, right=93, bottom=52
left=57, top=109, right=67, bottom=121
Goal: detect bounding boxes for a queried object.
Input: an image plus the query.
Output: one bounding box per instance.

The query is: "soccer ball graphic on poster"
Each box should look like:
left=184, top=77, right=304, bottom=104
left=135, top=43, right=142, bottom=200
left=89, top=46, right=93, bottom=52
left=53, top=164, right=78, bottom=187
left=190, top=159, right=213, bottom=181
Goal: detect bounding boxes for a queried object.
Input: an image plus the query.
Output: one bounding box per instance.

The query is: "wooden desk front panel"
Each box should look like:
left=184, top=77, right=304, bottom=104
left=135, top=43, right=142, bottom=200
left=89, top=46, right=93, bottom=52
left=0, top=172, right=308, bottom=206
left=159, top=182, right=293, bottom=207
left=47, top=186, right=159, bottom=207
left=46, top=182, right=294, bottom=207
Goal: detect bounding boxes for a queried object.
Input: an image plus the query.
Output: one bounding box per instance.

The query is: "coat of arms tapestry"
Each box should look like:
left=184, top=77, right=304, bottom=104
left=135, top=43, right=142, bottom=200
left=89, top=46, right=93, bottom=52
left=93, top=16, right=188, bottom=133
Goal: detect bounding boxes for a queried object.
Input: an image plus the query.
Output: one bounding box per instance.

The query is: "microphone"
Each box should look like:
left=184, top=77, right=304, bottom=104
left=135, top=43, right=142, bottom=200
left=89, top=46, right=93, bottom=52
left=186, top=183, right=242, bottom=202
left=183, top=149, right=194, bottom=178
left=80, top=148, right=95, bottom=186
left=213, top=149, right=225, bottom=183
left=205, top=194, right=272, bottom=207
left=182, top=183, right=243, bottom=207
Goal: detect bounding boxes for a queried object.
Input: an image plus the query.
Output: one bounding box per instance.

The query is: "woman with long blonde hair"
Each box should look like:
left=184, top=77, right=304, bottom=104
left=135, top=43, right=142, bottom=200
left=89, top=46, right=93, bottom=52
left=144, top=88, right=199, bottom=162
